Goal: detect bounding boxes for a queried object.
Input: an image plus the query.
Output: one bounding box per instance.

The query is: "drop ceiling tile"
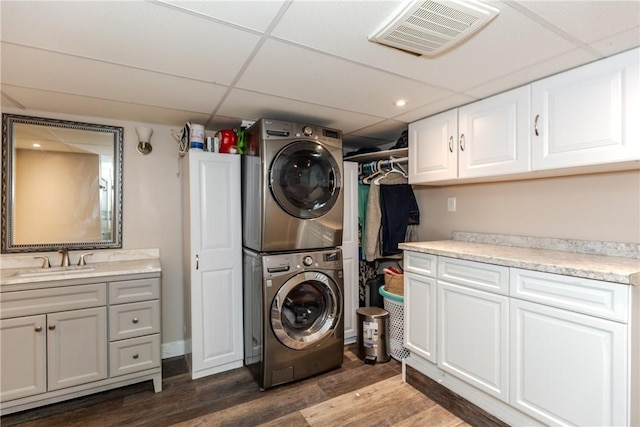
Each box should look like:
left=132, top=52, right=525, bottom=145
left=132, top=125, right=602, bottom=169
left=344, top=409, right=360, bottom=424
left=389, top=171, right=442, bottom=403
left=589, top=27, right=640, bottom=57
left=218, top=89, right=389, bottom=134
left=348, top=119, right=409, bottom=143
left=512, top=1, right=640, bottom=44
left=1, top=44, right=226, bottom=114
left=271, top=0, right=577, bottom=93
left=394, top=94, right=478, bottom=123
left=236, top=40, right=453, bottom=119
left=463, top=48, right=597, bottom=99
left=1, top=86, right=211, bottom=127
left=0, top=1, right=261, bottom=84
left=156, top=0, right=287, bottom=32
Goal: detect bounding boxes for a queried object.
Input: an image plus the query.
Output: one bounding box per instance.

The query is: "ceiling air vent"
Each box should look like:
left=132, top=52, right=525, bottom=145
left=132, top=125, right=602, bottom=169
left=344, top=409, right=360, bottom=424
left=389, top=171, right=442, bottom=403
left=369, top=0, right=499, bottom=57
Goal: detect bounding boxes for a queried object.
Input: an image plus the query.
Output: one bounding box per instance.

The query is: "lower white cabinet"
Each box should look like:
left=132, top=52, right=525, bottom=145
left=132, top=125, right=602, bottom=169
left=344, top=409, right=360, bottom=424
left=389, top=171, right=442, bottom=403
left=404, top=272, right=436, bottom=362
left=1, top=315, right=46, bottom=401
left=438, top=282, right=509, bottom=402
left=403, top=250, right=636, bottom=426
left=510, top=298, right=627, bottom=426
left=47, top=307, right=108, bottom=391
left=0, top=274, right=162, bottom=415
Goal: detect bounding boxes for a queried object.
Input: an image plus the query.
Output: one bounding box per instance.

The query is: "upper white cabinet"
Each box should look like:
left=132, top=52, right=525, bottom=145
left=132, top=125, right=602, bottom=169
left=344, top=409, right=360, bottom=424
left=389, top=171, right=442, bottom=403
left=409, top=86, right=531, bottom=184
left=532, top=48, right=640, bottom=170
left=182, top=152, right=244, bottom=379
left=409, top=48, right=639, bottom=185
left=409, top=109, right=458, bottom=183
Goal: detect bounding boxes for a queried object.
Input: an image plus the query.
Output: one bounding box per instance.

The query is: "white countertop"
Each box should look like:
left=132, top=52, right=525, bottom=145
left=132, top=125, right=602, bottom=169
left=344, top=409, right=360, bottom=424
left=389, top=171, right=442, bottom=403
left=399, top=240, right=640, bottom=286
left=0, top=248, right=161, bottom=288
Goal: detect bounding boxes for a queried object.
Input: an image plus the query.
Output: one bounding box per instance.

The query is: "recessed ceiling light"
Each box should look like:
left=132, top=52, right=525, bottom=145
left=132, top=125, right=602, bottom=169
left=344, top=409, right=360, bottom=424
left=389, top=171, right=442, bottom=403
left=32, top=143, right=41, bottom=148
left=395, top=100, right=407, bottom=107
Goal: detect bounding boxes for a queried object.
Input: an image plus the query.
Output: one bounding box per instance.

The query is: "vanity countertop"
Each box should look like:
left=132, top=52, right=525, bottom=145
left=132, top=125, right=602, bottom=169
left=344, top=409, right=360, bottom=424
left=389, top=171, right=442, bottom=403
left=0, top=248, right=161, bottom=290
left=399, top=239, right=640, bottom=286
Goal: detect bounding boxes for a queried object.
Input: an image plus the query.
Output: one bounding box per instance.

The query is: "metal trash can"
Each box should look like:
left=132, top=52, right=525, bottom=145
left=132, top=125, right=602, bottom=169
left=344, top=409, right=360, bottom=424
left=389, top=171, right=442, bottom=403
left=356, top=307, right=390, bottom=364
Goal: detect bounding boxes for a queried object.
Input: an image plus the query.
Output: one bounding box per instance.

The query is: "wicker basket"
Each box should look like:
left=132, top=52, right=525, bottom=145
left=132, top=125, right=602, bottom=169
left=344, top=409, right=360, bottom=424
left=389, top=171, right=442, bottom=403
left=378, top=286, right=410, bottom=361
left=384, top=272, right=404, bottom=296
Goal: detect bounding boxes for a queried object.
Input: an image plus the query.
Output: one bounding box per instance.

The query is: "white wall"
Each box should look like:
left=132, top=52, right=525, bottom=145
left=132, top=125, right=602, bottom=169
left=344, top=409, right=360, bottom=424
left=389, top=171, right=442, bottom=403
left=2, top=107, right=186, bottom=354
left=413, top=170, right=640, bottom=244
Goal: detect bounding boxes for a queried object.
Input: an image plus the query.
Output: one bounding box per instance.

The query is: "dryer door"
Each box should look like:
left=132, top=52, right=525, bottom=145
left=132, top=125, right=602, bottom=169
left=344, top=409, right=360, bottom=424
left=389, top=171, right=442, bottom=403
left=270, top=141, right=341, bottom=219
left=271, top=271, right=342, bottom=350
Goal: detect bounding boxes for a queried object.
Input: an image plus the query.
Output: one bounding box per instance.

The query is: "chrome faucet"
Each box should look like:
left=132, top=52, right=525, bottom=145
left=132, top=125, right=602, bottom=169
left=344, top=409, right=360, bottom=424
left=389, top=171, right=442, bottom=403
left=58, top=248, right=70, bottom=267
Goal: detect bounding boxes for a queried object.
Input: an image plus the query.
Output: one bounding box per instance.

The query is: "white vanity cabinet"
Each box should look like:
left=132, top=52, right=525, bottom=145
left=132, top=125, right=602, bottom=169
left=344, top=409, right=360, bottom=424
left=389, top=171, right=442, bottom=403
left=437, top=257, right=510, bottom=403
left=341, top=161, right=359, bottom=343
left=0, top=270, right=162, bottom=415
left=509, top=268, right=629, bottom=426
left=182, top=151, right=243, bottom=379
left=108, top=278, right=161, bottom=379
left=0, top=284, right=108, bottom=403
left=531, top=48, right=639, bottom=171
left=409, top=86, right=530, bottom=184
left=1, top=315, right=47, bottom=401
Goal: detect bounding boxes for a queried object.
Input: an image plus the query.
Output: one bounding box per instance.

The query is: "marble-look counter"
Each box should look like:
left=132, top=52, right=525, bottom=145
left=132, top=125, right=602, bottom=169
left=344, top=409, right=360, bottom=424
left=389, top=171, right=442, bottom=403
left=0, top=248, right=161, bottom=288
left=399, top=237, right=640, bottom=286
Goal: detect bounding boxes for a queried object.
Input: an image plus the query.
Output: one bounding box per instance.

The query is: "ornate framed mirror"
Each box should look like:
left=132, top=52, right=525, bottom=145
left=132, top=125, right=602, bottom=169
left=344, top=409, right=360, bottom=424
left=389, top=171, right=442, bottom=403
left=2, top=113, right=123, bottom=253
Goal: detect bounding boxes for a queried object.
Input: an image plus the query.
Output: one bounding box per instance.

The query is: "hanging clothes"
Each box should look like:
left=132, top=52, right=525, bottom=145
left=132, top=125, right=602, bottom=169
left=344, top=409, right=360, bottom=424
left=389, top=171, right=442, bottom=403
left=379, top=183, right=419, bottom=256
left=364, top=172, right=407, bottom=261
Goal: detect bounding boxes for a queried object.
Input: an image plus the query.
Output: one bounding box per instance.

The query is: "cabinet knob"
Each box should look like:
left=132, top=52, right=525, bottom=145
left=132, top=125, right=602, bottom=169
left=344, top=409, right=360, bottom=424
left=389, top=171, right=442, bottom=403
left=132, top=354, right=139, bottom=359
left=132, top=318, right=139, bottom=324
left=35, top=326, right=42, bottom=332
left=448, top=136, right=454, bottom=153
left=459, top=134, right=465, bottom=151
left=48, top=324, right=56, bottom=331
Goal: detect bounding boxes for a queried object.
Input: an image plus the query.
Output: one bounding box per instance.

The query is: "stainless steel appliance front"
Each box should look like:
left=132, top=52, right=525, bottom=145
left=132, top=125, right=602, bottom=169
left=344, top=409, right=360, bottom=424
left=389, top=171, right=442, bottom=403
left=242, top=119, right=344, bottom=252
left=243, top=248, right=344, bottom=389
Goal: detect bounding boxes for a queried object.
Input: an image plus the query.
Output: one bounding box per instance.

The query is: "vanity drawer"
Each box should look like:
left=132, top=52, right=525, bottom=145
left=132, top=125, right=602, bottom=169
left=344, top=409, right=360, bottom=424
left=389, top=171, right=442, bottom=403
left=109, top=334, right=160, bottom=377
left=510, top=268, right=629, bottom=322
left=0, top=284, right=106, bottom=319
left=438, top=257, right=509, bottom=295
left=109, top=300, right=160, bottom=341
left=109, top=278, right=160, bottom=305
left=405, top=251, right=437, bottom=277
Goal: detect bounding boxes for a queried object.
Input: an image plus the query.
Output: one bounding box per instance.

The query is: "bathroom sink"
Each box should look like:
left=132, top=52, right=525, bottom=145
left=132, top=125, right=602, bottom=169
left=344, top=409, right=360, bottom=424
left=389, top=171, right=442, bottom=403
left=15, top=265, right=96, bottom=277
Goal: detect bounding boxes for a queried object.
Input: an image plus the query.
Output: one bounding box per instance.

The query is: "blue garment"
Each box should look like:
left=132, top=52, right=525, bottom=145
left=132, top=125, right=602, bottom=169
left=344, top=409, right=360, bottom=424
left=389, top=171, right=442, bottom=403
left=379, top=184, right=419, bottom=256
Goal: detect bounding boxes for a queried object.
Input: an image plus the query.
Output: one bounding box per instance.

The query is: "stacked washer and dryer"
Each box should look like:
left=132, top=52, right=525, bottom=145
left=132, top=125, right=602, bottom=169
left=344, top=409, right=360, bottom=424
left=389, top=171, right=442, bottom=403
left=241, top=119, right=345, bottom=390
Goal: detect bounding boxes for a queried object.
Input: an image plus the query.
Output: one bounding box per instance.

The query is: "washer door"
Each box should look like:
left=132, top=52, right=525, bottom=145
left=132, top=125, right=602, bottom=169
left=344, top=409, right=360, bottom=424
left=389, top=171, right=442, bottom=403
left=271, top=271, right=342, bottom=350
left=270, top=141, right=341, bottom=219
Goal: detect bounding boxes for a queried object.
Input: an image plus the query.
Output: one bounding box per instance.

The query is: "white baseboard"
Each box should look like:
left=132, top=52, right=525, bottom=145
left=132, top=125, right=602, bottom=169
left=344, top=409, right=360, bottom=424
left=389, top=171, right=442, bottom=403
left=162, top=340, right=186, bottom=359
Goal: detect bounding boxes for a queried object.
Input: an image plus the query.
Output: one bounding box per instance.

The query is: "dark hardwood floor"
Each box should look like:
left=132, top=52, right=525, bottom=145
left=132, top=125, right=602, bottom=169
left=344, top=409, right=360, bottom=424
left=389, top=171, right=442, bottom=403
left=1, top=344, right=469, bottom=426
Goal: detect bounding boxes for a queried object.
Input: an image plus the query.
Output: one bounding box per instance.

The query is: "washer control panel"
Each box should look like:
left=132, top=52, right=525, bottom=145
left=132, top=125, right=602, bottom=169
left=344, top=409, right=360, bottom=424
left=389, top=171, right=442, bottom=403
left=263, top=249, right=342, bottom=277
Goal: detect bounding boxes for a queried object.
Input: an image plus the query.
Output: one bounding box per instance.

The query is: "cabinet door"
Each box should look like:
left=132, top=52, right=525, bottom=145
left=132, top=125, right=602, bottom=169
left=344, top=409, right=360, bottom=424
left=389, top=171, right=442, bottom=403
left=409, top=109, right=458, bottom=183
left=187, top=152, right=243, bottom=377
left=531, top=48, right=640, bottom=170
left=438, top=281, right=509, bottom=402
left=458, top=86, right=531, bottom=178
left=510, top=298, right=627, bottom=426
left=405, top=272, right=436, bottom=363
left=47, top=307, right=107, bottom=391
left=341, top=161, right=359, bottom=343
left=0, top=315, right=46, bottom=401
